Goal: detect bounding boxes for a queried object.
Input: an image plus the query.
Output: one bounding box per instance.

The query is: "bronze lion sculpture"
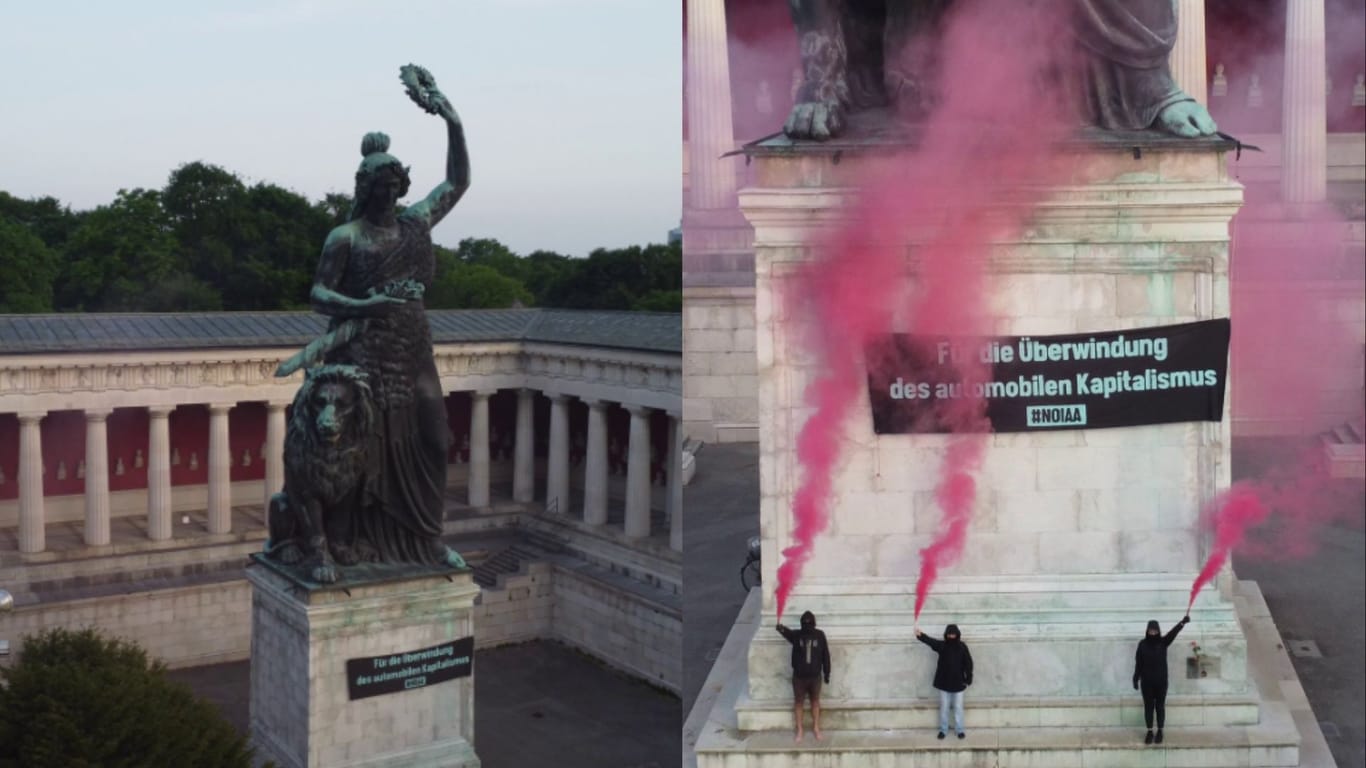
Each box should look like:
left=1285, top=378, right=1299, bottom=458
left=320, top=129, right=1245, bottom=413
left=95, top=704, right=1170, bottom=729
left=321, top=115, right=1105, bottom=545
left=265, top=364, right=378, bottom=583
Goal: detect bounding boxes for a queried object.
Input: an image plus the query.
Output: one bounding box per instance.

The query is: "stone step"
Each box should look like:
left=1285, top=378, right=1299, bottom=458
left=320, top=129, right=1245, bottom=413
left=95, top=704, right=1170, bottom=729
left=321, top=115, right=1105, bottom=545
left=734, top=693, right=1262, bottom=731
left=472, top=544, right=548, bottom=589
left=0, top=539, right=266, bottom=604
left=695, top=724, right=1299, bottom=768
left=1320, top=419, right=1366, bottom=479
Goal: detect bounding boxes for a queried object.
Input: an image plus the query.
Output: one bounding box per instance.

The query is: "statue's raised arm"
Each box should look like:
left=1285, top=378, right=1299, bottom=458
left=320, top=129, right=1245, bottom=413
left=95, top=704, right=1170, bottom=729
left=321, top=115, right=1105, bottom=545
left=399, top=64, right=470, bottom=230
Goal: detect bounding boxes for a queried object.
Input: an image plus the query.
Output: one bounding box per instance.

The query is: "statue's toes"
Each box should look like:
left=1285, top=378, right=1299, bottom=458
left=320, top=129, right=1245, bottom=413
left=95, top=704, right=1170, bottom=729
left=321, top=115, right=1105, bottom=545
left=1191, top=109, right=1218, bottom=136
left=784, top=104, right=815, bottom=139
left=445, top=547, right=468, bottom=569
left=313, top=563, right=338, bottom=583
left=1162, top=112, right=1201, bottom=138
left=332, top=545, right=359, bottom=566
left=811, top=106, right=834, bottom=141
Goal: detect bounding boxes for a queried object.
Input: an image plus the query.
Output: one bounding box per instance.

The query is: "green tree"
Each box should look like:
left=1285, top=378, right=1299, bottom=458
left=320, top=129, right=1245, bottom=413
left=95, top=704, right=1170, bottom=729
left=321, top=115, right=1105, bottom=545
left=56, top=188, right=187, bottom=311
left=428, top=262, right=533, bottom=309
left=541, top=243, right=681, bottom=311
left=521, top=249, right=575, bottom=304
left=0, top=215, right=60, bottom=312
left=0, top=628, right=256, bottom=768
left=161, top=163, right=329, bottom=310
left=631, top=289, right=682, bottom=312
left=0, top=192, right=84, bottom=248
left=316, top=192, right=354, bottom=228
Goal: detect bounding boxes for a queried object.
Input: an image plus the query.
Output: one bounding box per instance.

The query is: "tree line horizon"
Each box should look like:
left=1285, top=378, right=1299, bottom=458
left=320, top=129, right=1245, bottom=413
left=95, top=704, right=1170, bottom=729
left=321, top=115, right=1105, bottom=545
left=0, top=161, right=681, bottom=315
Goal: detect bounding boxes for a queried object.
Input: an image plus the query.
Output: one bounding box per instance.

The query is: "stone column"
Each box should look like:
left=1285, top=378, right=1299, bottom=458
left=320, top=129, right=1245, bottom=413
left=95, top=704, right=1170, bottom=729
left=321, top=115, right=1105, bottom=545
left=17, top=411, right=46, bottom=553
left=582, top=399, right=609, bottom=526
left=623, top=406, right=653, bottom=539
left=1282, top=0, right=1328, bottom=204
left=512, top=388, right=535, bottom=503
left=468, top=390, right=493, bottom=508
left=686, top=0, right=737, bottom=211
left=546, top=394, right=571, bottom=514
left=684, top=0, right=754, bottom=288
left=147, top=406, right=174, bottom=542
left=208, top=403, right=233, bottom=534
left=84, top=408, right=113, bottom=547
left=1170, top=0, right=1208, bottom=105
left=667, top=412, right=683, bottom=552
left=264, top=401, right=288, bottom=514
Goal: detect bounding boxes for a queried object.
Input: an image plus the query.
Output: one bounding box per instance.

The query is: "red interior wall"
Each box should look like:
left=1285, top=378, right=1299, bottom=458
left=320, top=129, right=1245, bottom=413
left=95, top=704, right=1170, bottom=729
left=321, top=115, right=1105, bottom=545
left=0, top=414, right=16, bottom=501
left=107, top=407, right=149, bottom=492
left=230, top=403, right=267, bottom=482
left=170, top=405, right=209, bottom=487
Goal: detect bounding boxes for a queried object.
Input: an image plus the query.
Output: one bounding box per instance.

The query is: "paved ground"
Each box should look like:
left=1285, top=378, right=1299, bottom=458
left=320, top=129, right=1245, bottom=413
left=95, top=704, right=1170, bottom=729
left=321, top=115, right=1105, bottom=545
left=170, top=640, right=680, bottom=768
left=684, top=440, right=1364, bottom=768
left=681, top=442, right=760, bottom=717
left=1232, top=440, right=1366, bottom=768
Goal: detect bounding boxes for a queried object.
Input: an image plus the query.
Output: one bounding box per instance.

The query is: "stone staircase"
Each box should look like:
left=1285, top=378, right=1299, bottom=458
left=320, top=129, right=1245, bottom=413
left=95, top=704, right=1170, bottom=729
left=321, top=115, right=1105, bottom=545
left=0, top=537, right=264, bottom=607
left=472, top=543, right=553, bottom=589
left=692, top=583, right=1305, bottom=768
left=1319, top=417, right=1365, bottom=479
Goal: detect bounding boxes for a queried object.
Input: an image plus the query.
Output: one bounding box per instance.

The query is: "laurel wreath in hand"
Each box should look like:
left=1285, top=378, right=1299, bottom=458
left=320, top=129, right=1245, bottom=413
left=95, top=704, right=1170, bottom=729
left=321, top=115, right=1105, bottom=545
left=400, top=64, right=445, bottom=115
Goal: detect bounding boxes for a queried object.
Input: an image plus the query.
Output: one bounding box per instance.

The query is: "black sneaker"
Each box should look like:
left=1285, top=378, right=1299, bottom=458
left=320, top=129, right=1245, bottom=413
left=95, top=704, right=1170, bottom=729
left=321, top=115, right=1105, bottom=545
left=1155, top=730, right=1164, bottom=744
left=1144, top=730, right=1154, bottom=744
left=937, top=731, right=946, bottom=740
left=958, top=732, right=966, bottom=739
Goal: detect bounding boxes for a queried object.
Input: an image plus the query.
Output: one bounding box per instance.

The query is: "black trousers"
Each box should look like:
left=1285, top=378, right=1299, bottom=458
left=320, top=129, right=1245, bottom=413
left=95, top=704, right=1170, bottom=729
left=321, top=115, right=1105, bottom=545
left=1141, top=682, right=1167, bottom=729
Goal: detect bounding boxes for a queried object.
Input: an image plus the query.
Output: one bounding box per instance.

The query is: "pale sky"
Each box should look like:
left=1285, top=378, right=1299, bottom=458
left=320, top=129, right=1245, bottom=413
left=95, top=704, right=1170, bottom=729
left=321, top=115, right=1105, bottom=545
left=0, top=0, right=681, bottom=256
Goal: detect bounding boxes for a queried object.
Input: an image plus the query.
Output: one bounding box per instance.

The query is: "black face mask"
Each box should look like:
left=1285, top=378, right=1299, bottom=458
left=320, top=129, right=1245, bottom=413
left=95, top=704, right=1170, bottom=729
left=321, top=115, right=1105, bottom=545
left=800, top=611, right=816, bottom=631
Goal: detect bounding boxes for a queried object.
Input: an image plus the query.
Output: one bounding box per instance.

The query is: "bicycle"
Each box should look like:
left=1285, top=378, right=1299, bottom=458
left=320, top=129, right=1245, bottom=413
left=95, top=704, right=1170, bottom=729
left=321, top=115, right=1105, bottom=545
left=740, top=536, right=761, bottom=591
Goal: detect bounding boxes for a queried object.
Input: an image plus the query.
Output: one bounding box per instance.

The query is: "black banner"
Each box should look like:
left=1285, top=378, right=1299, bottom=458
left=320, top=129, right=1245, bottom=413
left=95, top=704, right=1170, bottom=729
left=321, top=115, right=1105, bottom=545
left=346, top=636, right=474, bottom=701
left=866, top=319, right=1230, bottom=433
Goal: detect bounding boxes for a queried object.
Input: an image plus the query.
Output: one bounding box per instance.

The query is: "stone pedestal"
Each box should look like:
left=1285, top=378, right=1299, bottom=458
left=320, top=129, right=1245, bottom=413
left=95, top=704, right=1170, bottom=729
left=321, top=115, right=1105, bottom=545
left=695, top=130, right=1303, bottom=766
left=248, top=560, right=480, bottom=768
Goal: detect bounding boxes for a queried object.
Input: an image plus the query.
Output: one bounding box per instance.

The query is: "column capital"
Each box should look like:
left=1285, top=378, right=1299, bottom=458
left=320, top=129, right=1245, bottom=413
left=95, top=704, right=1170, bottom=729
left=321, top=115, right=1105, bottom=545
left=266, top=399, right=292, bottom=410
left=84, top=407, right=114, bottom=421
left=472, top=389, right=496, bottom=400
left=547, top=392, right=572, bottom=404
left=517, top=387, right=537, bottom=398
left=17, top=411, right=47, bottom=423
left=580, top=396, right=606, bottom=409
left=624, top=404, right=652, bottom=417
left=208, top=402, right=236, bottom=413
left=147, top=405, right=176, bottom=417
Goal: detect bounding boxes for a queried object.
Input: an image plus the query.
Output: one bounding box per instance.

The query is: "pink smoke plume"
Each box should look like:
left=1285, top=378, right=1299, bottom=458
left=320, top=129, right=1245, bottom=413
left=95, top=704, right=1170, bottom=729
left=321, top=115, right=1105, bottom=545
left=1186, top=147, right=1365, bottom=604
left=774, top=0, right=1078, bottom=621
left=1188, top=484, right=1269, bottom=611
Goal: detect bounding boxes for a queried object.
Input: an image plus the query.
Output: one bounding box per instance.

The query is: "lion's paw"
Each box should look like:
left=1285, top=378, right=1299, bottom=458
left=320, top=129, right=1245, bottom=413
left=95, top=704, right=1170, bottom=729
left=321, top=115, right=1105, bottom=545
left=273, top=542, right=304, bottom=565
left=331, top=543, right=359, bottom=566
left=312, top=562, right=339, bottom=584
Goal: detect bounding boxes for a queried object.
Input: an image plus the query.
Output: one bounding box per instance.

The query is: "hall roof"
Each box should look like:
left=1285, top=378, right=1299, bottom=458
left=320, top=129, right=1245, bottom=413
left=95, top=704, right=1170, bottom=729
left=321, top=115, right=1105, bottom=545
left=0, top=309, right=681, bottom=356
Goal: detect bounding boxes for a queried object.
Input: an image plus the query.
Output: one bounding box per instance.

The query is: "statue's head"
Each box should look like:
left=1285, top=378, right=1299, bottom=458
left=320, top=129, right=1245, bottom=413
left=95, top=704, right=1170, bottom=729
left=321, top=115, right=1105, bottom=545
left=350, top=132, right=412, bottom=221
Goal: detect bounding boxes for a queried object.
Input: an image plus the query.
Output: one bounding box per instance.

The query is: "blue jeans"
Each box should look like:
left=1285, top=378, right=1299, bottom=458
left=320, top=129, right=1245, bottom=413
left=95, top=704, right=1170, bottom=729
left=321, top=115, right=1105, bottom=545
left=938, top=690, right=964, bottom=734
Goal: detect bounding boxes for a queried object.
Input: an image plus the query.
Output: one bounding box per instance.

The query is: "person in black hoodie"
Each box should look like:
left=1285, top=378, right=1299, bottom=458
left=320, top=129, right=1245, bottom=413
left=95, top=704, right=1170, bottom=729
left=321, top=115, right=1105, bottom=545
left=777, top=611, right=831, bottom=741
left=1133, top=615, right=1190, bottom=744
left=915, top=624, right=973, bottom=739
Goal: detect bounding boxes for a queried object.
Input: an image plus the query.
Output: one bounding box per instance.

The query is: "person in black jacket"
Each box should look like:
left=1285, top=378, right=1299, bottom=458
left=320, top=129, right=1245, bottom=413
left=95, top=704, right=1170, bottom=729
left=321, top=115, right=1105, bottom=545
left=777, top=611, right=831, bottom=741
left=1133, top=615, right=1190, bottom=744
left=915, top=624, right=973, bottom=739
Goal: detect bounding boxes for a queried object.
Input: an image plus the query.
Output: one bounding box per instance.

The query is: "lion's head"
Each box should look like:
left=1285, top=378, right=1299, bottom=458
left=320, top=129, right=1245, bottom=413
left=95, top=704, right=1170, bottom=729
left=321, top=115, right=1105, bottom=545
left=290, top=364, right=376, bottom=448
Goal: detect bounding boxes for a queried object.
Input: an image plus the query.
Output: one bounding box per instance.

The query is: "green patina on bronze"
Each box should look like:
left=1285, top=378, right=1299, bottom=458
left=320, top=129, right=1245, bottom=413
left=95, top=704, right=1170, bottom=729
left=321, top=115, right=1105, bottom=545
left=263, top=65, right=471, bottom=586
left=780, top=0, right=1222, bottom=142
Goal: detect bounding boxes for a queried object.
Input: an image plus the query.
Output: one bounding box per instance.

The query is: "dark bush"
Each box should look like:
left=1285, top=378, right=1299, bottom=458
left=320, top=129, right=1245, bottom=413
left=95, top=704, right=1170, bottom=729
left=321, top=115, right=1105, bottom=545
left=0, top=628, right=255, bottom=768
